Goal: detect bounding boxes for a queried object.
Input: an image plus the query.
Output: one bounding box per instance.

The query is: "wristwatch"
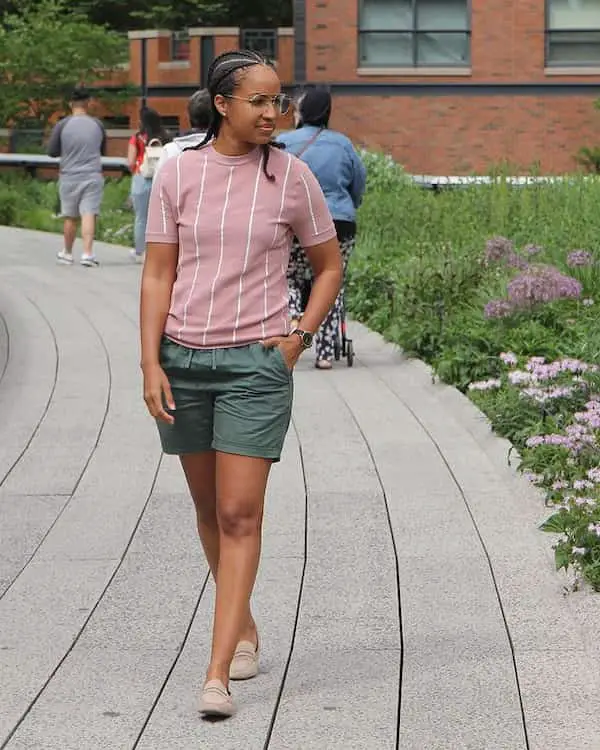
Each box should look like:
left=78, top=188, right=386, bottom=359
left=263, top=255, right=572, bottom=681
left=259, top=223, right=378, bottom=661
left=291, top=329, right=314, bottom=349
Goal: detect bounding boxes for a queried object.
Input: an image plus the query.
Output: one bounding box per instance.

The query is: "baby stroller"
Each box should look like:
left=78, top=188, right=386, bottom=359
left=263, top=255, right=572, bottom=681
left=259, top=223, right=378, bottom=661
left=299, top=278, right=355, bottom=367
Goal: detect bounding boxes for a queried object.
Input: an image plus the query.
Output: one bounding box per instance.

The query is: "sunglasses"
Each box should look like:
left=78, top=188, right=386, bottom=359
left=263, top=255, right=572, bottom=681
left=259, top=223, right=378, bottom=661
left=224, top=93, right=291, bottom=116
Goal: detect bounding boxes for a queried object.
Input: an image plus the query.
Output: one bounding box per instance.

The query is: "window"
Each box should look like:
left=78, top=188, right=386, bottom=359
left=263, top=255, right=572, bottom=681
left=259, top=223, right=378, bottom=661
left=160, top=116, right=180, bottom=136
left=102, top=116, right=130, bottom=129
left=171, top=30, right=191, bottom=62
left=240, top=29, right=278, bottom=64
left=359, top=0, right=470, bottom=68
left=546, top=0, right=600, bottom=66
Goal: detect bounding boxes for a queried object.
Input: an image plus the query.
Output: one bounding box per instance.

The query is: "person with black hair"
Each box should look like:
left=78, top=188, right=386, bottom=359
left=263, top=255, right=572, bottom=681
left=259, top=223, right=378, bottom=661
left=127, top=107, right=170, bottom=260
left=278, top=86, right=367, bottom=369
left=141, top=49, right=342, bottom=718
left=47, top=87, right=106, bottom=267
left=154, top=88, right=212, bottom=174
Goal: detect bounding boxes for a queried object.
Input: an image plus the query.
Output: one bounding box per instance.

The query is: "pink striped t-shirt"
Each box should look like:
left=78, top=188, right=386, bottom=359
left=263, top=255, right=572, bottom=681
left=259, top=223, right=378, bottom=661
left=145, top=143, right=337, bottom=349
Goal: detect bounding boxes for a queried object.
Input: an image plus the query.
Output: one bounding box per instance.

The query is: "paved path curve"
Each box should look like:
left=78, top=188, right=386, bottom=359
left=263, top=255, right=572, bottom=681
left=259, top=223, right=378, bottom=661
left=1, top=227, right=600, bottom=750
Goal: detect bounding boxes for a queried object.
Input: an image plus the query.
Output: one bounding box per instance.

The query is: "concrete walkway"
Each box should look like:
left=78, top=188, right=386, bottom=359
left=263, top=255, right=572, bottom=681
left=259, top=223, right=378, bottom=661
left=1, top=226, right=600, bottom=750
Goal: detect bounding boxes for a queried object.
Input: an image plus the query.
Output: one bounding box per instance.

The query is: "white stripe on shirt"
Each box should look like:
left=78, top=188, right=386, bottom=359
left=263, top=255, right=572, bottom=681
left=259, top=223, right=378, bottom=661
left=265, top=153, right=292, bottom=337
left=203, top=166, right=234, bottom=345
left=178, top=154, right=208, bottom=340
left=300, top=173, right=319, bottom=235
left=233, top=156, right=263, bottom=342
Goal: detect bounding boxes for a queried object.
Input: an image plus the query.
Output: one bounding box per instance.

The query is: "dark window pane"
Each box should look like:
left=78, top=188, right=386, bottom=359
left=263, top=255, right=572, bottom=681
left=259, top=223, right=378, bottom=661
left=417, top=31, right=470, bottom=65
left=547, top=30, right=600, bottom=64
left=359, top=31, right=413, bottom=65
left=416, top=0, right=469, bottom=30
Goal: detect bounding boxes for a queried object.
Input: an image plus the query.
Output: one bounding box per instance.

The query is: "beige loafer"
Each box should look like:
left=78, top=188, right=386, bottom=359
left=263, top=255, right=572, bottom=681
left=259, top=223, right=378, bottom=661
left=199, top=679, right=235, bottom=718
left=229, top=638, right=259, bottom=681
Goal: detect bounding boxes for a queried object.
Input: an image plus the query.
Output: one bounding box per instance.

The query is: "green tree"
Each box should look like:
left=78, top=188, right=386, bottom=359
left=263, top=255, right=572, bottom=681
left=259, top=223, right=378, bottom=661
left=0, top=0, right=135, bottom=127
left=51, top=0, right=292, bottom=32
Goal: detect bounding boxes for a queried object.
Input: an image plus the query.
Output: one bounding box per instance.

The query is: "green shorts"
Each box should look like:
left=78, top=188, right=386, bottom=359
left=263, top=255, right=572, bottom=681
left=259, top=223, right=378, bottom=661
left=156, top=336, right=293, bottom=461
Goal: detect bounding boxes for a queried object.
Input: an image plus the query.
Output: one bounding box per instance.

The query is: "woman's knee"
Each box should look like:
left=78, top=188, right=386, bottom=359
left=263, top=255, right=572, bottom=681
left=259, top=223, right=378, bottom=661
left=217, top=501, right=263, bottom=539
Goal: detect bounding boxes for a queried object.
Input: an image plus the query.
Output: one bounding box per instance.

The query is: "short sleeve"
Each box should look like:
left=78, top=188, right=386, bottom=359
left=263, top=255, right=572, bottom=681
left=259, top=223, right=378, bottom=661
left=288, top=160, right=337, bottom=248
left=128, top=134, right=138, bottom=147
left=145, top=165, right=178, bottom=244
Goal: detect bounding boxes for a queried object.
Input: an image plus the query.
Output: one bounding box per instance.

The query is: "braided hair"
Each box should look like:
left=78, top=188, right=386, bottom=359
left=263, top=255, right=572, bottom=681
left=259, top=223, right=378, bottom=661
left=190, top=49, right=283, bottom=181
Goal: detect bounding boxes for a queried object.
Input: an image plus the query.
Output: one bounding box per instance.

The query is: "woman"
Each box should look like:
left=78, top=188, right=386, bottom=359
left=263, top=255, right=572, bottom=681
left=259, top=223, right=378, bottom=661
left=140, top=50, right=342, bottom=718
left=127, top=107, right=169, bottom=260
left=277, top=86, right=367, bottom=369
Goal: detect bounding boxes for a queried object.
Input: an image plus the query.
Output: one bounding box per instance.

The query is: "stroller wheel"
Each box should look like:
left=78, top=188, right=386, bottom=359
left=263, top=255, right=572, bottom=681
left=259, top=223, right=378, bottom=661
left=346, top=340, right=355, bottom=367
left=334, top=339, right=341, bottom=361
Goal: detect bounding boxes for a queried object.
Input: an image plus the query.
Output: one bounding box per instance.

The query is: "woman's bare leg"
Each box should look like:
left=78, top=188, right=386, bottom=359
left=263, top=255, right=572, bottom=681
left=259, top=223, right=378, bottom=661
left=181, top=452, right=258, bottom=648
left=205, top=452, right=270, bottom=685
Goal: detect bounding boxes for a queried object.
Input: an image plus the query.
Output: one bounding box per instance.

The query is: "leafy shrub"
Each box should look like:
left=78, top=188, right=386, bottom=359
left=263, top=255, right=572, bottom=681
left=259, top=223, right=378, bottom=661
left=0, top=173, right=133, bottom=246
left=0, top=183, right=18, bottom=225
left=350, top=151, right=600, bottom=589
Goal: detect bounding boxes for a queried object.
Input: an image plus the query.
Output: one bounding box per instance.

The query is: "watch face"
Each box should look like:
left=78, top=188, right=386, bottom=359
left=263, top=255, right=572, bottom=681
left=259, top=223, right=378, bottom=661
left=302, top=331, right=313, bottom=348
left=294, top=329, right=313, bottom=348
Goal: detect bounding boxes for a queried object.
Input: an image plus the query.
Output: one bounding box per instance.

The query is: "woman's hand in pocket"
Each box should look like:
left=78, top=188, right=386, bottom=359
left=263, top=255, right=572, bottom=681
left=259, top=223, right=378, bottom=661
left=142, top=363, right=175, bottom=423
left=262, top=334, right=304, bottom=371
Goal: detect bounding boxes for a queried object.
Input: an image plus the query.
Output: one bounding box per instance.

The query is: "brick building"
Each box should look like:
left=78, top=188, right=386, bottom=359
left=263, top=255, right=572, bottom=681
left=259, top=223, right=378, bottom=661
left=104, top=1, right=600, bottom=174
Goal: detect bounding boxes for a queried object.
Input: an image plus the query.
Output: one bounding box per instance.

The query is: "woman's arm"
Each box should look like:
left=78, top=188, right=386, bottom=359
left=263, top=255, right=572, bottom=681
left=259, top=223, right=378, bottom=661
left=263, top=235, right=341, bottom=367
left=140, top=242, right=178, bottom=423
left=127, top=139, right=138, bottom=173
left=349, top=146, right=367, bottom=209
left=140, top=242, right=177, bottom=368
left=299, top=236, right=342, bottom=333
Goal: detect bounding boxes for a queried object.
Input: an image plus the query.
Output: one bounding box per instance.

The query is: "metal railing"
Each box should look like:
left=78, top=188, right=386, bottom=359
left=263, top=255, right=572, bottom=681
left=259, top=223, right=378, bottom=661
left=0, top=153, right=130, bottom=178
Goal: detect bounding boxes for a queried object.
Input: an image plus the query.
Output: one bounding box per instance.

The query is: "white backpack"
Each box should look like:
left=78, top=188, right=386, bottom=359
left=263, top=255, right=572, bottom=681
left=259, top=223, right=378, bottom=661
left=139, top=137, right=164, bottom=179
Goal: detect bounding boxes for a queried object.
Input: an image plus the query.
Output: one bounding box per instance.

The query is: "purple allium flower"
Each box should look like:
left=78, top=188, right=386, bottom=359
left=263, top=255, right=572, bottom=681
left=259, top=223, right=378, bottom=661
left=508, top=370, right=533, bottom=385
left=566, top=249, right=593, bottom=268
left=499, top=351, right=518, bottom=367
left=485, top=236, right=515, bottom=263
left=484, top=299, right=513, bottom=319
left=507, top=265, right=582, bottom=307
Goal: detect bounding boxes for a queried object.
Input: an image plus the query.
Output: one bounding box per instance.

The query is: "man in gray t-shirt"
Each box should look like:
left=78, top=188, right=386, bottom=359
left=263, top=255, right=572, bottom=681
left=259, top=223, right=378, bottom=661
left=47, top=88, right=106, bottom=267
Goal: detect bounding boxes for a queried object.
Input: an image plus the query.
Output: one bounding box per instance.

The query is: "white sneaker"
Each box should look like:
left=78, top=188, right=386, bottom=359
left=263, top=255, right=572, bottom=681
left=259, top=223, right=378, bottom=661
left=129, top=249, right=144, bottom=262
left=80, top=255, right=99, bottom=268
left=56, top=250, right=73, bottom=265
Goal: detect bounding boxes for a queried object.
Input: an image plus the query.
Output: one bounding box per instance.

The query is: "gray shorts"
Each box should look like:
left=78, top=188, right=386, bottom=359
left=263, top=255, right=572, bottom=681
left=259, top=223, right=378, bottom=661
left=59, top=176, right=104, bottom=218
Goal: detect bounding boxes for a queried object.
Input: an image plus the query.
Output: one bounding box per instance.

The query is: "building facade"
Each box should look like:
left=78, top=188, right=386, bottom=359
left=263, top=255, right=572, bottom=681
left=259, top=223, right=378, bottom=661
left=102, top=1, right=600, bottom=174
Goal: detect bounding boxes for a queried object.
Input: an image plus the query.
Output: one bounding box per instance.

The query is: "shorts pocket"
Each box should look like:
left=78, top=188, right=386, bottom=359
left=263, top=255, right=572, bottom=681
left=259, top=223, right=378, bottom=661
left=271, top=345, right=293, bottom=378
left=160, top=336, right=192, bottom=371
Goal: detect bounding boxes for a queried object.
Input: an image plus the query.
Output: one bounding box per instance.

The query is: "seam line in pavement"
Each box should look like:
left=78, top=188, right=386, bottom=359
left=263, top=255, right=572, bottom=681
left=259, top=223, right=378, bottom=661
left=132, top=566, right=211, bottom=747
left=0, top=305, right=110, bottom=601
left=364, top=355, right=532, bottom=749
left=0, top=310, right=9, bottom=387
left=0, top=454, right=165, bottom=750
left=261, top=417, right=310, bottom=749
left=0, top=295, right=59, bottom=492
left=329, top=376, right=404, bottom=749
